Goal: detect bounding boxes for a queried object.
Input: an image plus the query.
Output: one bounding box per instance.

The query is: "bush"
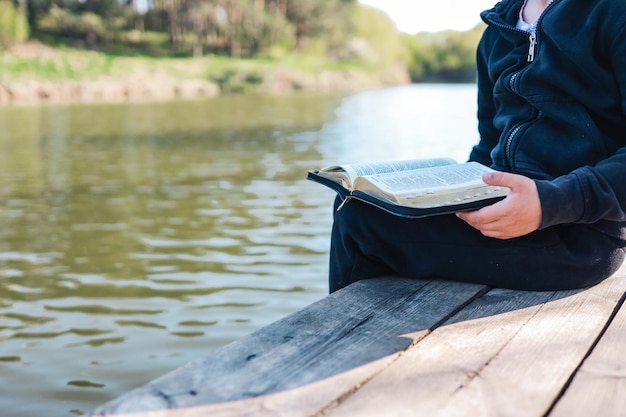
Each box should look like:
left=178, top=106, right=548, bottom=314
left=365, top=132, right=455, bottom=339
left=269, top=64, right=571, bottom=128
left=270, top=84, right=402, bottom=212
left=38, top=6, right=106, bottom=47
left=405, top=25, right=485, bottom=83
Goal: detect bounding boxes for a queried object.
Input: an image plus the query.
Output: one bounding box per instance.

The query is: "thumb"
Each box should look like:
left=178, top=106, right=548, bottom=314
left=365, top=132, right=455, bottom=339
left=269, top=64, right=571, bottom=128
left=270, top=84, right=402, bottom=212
left=482, top=171, right=517, bottom=188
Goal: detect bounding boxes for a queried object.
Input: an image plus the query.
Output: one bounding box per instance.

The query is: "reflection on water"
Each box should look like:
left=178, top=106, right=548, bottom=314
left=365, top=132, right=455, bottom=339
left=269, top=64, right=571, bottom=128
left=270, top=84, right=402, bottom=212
left=0, top=84, right=478, bottom=416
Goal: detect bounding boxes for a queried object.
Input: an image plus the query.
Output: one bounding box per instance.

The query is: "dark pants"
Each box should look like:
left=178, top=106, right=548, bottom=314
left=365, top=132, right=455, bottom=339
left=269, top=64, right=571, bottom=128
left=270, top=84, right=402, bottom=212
left=329, top=196, right=625, bottom=293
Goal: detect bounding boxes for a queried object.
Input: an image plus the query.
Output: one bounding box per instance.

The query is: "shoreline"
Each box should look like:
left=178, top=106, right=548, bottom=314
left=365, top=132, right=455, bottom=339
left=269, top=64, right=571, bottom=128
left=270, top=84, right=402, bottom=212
left=1, top=41, right=410, bottom=105
left=0, top=66, right=410, bottom=106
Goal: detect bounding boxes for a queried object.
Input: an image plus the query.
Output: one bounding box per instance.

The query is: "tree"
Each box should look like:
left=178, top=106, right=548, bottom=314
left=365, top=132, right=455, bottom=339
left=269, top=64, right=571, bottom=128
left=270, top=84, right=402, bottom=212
left=285, top=0, right=355, bottom=55
left=0, top=0, right=29, bottom=48
left=354, top=4, right=406, bottom=64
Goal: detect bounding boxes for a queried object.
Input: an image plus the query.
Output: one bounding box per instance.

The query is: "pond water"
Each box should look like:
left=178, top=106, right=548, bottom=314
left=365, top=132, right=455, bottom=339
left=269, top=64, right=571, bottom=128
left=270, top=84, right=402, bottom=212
left=0, top=84, right=479, bottom=417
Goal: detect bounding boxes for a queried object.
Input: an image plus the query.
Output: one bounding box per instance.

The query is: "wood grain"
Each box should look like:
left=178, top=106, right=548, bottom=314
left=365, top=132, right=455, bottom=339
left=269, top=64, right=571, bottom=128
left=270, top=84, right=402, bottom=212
left=548, top=288, right=626, bottom=417
left=92, top=277, right=486, bottom=416
left=324, top=274, right=626, bottom=417
left=92, top=265, right=626, bottom=417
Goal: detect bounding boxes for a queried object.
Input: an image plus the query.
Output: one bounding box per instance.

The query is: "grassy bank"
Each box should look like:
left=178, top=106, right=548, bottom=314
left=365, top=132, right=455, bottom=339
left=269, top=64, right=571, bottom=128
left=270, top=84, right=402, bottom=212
left=2, top=41, right=375, bottom=82
left=0, top=41, right=409, bottom=104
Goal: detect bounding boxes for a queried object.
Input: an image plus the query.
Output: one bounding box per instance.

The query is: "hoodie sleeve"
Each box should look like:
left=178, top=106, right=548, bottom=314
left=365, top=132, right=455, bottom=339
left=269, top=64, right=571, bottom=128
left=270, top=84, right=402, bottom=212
left=537, top=20, right=626, bottom=230
left=536, top=149, right=626, bottom=229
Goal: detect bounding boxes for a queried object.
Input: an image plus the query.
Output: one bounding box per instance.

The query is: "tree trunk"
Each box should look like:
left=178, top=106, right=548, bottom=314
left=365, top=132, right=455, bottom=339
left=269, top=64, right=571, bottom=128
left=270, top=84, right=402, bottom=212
left=166, top=0, right=180, bottom=49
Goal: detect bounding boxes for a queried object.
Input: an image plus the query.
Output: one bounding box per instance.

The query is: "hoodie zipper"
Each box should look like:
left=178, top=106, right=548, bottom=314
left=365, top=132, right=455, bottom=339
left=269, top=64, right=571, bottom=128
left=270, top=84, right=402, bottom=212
left=527, top=32, right=537, bottom=62
left=509, top=72, right=520, bottom=93
left=504, top=30, right=535, bottom=169
left=504, top=110, right=542, bottom=171
left=483, top=0, right=558, bottom=170
left=485, top=0, right=559, bottom=64
left=504, top=124, right=523, bottom=167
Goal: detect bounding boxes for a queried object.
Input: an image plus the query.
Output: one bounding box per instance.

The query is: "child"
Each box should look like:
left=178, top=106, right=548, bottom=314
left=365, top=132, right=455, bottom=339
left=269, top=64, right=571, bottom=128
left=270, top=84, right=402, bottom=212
left=328, top=0, right=626, bottom=292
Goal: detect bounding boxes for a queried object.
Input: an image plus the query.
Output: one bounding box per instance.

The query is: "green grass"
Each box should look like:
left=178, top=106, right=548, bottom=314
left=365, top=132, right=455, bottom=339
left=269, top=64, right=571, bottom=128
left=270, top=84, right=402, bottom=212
left=0, top=22, right=384, bottom=91
left=0, top=29, right=394, bottom=98
left=0, top=43, right=379, bottom=85
left=1, top=53, right=107, bottom=82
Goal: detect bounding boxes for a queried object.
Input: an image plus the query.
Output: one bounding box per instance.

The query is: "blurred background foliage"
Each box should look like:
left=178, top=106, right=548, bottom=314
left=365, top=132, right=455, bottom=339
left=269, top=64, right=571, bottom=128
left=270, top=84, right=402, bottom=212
left=0, top=0, right=485, bottom=83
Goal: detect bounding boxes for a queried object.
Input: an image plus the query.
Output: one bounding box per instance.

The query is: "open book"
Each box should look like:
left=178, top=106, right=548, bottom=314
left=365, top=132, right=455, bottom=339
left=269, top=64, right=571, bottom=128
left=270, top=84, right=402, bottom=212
left=307, top=158, right=509, bottom=218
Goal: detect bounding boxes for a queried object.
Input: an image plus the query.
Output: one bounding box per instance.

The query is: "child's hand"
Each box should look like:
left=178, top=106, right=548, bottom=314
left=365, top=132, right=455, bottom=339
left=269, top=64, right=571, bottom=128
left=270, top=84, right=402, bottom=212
left=456, top=171, right=542, bottom=239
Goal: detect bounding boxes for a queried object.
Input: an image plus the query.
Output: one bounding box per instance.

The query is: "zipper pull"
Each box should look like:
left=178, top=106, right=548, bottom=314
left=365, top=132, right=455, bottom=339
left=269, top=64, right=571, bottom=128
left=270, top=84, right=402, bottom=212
left=527, top=32, right=537, bottom=62
left=336, top=194, right=352, bottom=211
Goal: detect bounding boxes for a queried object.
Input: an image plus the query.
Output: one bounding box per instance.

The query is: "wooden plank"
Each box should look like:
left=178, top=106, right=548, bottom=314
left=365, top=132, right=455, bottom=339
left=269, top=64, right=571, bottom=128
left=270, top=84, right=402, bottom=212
left=92, top=277, right=487, bottom=417
left=86, top=355, right=397, bottom=417
left=323, top=271, right=626, bottom=417
left=548, top=292, right=626, bottom=417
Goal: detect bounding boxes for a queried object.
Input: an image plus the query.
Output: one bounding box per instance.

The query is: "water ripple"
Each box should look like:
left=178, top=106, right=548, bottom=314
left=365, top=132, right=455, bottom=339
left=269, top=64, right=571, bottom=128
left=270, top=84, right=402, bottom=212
left=0, top=85, right=478, bottom=417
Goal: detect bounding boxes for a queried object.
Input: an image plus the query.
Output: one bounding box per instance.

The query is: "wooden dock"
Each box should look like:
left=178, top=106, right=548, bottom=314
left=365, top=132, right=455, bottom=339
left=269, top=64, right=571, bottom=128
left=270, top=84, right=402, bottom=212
left=91, top=264, right=626, bottom=417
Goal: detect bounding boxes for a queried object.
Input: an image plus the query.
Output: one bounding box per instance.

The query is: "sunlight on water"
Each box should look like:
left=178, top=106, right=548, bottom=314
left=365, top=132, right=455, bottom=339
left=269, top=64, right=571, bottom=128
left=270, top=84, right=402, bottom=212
left=319, top=84, right=478, bottom=164
left=0, top=84, right=478, bottom=416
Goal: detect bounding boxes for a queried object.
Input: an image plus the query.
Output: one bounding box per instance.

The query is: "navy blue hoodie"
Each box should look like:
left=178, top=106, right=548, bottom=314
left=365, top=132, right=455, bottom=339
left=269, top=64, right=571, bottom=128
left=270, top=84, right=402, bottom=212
left=470, top=0, right=626, bottom=240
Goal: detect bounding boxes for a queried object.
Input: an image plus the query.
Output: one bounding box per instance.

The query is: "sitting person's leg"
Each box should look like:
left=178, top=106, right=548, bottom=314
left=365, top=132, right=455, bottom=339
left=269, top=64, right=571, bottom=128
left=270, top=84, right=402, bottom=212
left=329, top=196, right=625, bottom=293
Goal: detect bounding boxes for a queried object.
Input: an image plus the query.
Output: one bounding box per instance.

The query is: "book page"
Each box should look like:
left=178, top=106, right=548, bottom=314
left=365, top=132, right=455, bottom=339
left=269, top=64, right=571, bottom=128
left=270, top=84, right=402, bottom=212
left=355, top=162, right=493, bottom=195
left=346, top=158, right=456, bottom=177
left=321, top=158, right=457, bottom=188
left=353, top=162, right=509, bottom=208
